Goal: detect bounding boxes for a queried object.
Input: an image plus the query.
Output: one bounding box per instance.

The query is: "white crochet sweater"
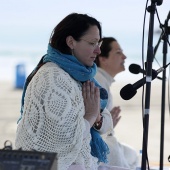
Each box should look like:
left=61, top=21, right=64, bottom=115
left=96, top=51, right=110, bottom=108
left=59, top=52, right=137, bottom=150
left=15, top=62, right=112, bottom=170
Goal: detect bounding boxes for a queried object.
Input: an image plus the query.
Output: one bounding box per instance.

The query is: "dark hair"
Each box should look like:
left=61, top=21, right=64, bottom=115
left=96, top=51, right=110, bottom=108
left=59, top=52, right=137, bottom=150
left=95, top=37, right=117, bottom=67
left=49, top=13, right=102, bottom=54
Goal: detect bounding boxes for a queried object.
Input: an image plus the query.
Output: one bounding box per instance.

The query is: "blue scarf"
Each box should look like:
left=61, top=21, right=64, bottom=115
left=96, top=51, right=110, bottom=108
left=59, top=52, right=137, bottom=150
left=19, top=44, right=110, bottom=163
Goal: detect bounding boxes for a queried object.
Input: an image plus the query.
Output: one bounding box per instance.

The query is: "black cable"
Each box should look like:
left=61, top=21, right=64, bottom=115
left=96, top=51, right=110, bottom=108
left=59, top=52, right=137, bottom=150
left=141, top=1, right=150, bottom=170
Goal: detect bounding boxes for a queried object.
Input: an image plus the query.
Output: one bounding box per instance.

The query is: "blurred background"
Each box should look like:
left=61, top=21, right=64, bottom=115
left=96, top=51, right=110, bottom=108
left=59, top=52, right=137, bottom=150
left=0, top=0, right=170, bottom=82
left=0, top=0, right=170, bottom=168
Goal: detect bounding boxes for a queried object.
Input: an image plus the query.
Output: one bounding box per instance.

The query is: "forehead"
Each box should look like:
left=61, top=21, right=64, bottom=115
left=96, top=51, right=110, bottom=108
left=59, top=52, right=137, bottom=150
left=110, top=41, right=122, bottom=51
left=82, top=25, right=100, bottom=40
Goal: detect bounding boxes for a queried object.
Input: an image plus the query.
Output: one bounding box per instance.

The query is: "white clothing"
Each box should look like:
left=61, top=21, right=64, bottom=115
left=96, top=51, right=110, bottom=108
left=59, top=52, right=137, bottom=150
left=95, top=68, right=115, bottom=111
left=15, top=62, right=98, bottom=170
left=68, top=164, right=132, bottom=170
left=95, top=68, right=138, bottom=170
left=68, top=163, right=132, bottom=170
left=15, top=62, right=112, bottom=170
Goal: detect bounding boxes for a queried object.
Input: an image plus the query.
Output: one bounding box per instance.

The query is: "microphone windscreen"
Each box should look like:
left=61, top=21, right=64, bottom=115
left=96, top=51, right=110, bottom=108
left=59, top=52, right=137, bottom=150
left=129, top=64, right=141, bottom=74
left=156, top=0, right=163, bottom=6
left=120, top=84, right=137, bottom=100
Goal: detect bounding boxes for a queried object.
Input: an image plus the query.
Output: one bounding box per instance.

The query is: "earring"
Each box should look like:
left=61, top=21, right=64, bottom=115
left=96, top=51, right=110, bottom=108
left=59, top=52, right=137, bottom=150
left=71, top=49, right=75, bottom=56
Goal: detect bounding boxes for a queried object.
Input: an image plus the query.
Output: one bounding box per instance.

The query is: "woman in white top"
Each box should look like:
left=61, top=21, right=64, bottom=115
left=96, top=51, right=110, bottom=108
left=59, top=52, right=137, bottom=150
left=95, top=37, right=138, bottom=170
left=15, top=13, right=116, bottom=170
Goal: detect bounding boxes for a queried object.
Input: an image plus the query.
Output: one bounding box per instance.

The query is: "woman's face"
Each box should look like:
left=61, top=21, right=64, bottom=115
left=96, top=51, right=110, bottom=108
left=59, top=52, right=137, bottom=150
left=104, top=41, right=127, bottom=77
left=72, top=25, right=101, bottom=67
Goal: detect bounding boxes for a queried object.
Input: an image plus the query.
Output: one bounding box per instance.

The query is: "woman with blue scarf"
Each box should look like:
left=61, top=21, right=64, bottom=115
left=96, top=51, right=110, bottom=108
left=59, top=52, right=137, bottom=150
left=15, top=13, right=114, bottom=170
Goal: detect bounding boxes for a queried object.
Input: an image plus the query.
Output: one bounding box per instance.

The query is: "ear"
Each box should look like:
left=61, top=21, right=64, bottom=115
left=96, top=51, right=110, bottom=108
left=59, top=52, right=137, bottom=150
left=99, top=56, right=107, bottom=64
left=66, top=36, right=75, bottom=49
left=98, top=56, right=109, bottom=68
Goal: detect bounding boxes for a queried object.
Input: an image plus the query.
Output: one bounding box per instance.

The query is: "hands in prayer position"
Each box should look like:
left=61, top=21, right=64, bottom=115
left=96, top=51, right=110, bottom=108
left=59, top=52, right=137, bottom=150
left=82, top=81, right=101, bottom=127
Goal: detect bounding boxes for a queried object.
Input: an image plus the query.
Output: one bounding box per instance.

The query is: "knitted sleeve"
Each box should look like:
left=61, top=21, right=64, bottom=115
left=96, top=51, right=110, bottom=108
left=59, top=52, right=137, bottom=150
left=15, top=62, right=98, bottom=170
left=83, top=119, right=91, bottom=139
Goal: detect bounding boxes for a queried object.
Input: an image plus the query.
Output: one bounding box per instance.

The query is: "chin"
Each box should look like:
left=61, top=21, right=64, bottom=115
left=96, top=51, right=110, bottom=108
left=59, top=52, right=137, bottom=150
left=86, top=62, right=93, bottom=67
left=119, top=68, right=125, bottom=73
left=121, top=66, right=125, bottom=71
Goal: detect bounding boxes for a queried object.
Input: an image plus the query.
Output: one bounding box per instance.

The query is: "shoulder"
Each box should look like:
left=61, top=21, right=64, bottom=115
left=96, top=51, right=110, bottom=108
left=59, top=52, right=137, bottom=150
left=39, top=62, right=70, bottom=78
left=95, top=72, right=109, bottom=90
left=37, top=62, right=76, bottom=84
left=30, top=62, right=82, bottom=94
left=95, top=71, right=106, bottom=82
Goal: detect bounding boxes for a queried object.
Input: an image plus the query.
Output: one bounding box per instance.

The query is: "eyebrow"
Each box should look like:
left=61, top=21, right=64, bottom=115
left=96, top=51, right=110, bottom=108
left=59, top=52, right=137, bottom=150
left=84, top=37, right=101, bottom=42
left=94, top=38, right=103, bottom=43
left=115, top=49, right=123, bottom=52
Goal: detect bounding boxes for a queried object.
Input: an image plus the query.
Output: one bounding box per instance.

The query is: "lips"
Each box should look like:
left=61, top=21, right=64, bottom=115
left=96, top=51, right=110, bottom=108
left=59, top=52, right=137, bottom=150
left=91, top=57, right=96, bottom=60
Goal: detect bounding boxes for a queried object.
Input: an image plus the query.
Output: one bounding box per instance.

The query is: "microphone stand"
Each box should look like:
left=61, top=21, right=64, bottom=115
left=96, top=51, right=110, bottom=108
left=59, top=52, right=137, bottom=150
left=159, top=11, right=170, bottom=170
left=141, top=1, right=163, bottom=170
left=153, top=11, right=170, bottom=170
left=154, top=30, right=163, bottom=56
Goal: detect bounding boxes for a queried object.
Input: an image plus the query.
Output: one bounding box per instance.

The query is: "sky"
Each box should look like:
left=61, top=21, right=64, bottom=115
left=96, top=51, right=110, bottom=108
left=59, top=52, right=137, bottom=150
left=0, top=0, right=170, bottom=81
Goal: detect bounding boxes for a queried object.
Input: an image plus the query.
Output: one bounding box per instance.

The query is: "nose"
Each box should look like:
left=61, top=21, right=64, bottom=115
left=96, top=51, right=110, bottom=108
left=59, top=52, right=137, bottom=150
left=94, top=46, right=101, bottom=55
left=123, top=53, right=127, bottom=59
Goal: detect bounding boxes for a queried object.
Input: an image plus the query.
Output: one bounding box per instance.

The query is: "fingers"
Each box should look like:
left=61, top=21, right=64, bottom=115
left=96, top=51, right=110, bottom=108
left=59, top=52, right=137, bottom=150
left=112, top=113, right=121, bottom=121
left=82, top=81, right=99, bottom=100
left=113, top=116, right=121, bottom=128
left=82, top=82, right=86, bottom=99
left=112, top=111, right=121, bottom=128
left=111, top=106, right=121, bottom=128
left=111, top=106, right=121, bottom=114
left=94, top=86, right=100, bottom=103
left=82, top=81, right=100, bottom=126
left=82, top=81, right=89, bottom=99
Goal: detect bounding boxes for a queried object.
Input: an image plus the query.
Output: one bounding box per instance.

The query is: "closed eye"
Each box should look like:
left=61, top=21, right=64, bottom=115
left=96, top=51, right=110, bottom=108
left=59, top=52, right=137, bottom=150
left=80, top=39, right=102, bottom=48
left=89, top=42, right=96, bottom=47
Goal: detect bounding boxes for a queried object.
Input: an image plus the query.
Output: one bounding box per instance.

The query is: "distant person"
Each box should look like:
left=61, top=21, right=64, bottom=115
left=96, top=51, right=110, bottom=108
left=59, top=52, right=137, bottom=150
left=94, top=37, right=138, bottom=170
left=15, top=13, right=120, bottom=170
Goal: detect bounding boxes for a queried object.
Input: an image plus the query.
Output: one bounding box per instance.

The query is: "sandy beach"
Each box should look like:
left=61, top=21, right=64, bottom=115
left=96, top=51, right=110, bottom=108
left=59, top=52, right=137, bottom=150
left=111, top=78, right=170, bottom=166
left=0, top=80, right=170, bottom=167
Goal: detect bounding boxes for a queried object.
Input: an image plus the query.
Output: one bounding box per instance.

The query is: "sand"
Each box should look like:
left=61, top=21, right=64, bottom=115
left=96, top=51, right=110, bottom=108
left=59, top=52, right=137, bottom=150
left=0, top=80, right=170, bottom=167
left=111, top=79, right=170, bottom=166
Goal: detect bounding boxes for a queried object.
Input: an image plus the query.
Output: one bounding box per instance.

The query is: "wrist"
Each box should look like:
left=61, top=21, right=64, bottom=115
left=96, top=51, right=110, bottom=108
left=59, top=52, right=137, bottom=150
left=84, top=114, right=97, bottom=127
left=93, top=115, right=103, bottom=130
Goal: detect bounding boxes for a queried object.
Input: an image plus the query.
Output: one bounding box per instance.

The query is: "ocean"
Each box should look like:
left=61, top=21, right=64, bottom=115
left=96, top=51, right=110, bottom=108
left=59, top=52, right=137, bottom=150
left=0, top=39, right=169, bottom=87
left=1, top=0, right=170, bottom=86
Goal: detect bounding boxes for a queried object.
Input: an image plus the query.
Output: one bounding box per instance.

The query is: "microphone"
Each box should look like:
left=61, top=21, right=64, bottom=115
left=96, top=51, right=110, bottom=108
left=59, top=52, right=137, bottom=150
left=129, top=63, right=163, bottom=80
left=120, top=63, right=170, bottom=100
left=153, top=0, right=163, bottom=6
left=129, top=64, right=146, bottom=74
